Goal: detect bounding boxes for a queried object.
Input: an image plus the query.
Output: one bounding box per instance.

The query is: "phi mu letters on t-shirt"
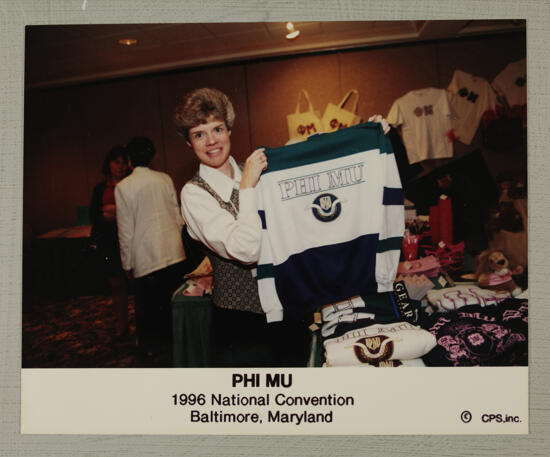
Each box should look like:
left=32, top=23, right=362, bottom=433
left=387, top=87, right=454, bottom=164
left=447, top=69, right=498, bottom=145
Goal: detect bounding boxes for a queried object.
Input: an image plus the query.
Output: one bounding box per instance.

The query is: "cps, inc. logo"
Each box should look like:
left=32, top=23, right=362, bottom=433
left=309, top=193, right=342, bottom=222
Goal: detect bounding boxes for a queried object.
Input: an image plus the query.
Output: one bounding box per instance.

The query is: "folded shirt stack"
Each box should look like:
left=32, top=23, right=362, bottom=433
left=323, top=321, right=436, bottom=367
left=426, top=284, right=511, bottom=312
left=320, top=287, right=434, bottom=367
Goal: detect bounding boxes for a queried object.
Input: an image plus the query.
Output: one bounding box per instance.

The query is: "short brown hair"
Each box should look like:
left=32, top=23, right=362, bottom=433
left=174, top=88, right=235, bottom=140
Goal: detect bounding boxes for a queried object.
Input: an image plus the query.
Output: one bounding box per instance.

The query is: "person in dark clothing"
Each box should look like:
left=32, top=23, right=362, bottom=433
left=89, top=146, right=130, bottom=339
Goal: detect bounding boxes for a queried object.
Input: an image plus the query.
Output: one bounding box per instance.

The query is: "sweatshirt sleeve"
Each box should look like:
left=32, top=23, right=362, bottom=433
left=255, top=179, right=284, bottom=322
left=375, top=131, right=405, bottom=292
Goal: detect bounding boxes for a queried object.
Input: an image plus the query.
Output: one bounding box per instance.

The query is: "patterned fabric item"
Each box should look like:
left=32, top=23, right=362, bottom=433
left=189, top=174, right=263, bottom=314
left=427, top=285, right=510, bottom=312
left=323, top=321, right=436, bottom=366
left=420, top=298, right=528, bottom=366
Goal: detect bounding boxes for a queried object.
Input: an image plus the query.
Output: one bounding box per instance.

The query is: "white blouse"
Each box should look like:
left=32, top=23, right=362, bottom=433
left=180, top=156, right=262, bottom=264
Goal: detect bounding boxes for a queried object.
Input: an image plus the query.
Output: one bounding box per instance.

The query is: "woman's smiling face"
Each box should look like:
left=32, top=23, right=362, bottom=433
left=187, top=117, right=232, bottom=172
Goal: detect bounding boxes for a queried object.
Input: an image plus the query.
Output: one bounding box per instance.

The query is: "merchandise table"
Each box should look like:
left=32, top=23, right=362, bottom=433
left=171, top=282, right=213, bottom=368
left=171, top=279, right=321, bottom=368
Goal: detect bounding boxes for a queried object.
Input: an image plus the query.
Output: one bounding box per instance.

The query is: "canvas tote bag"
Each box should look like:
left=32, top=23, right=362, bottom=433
left=321, top=89, right=362, bottom=132
left=286, top=89, right=323, bottom=142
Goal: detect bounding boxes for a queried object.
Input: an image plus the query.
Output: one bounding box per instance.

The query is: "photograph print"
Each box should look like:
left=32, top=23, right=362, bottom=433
left=22, top=20, right=528, bottom=370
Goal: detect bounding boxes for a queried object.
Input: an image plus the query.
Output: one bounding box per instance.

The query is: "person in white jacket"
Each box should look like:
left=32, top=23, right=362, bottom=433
left=115, top=136, right=187, bottom=363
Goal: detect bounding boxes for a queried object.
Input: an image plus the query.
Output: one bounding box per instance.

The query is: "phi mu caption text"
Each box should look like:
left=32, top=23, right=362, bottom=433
left=171, top=373, right=355, bottom=425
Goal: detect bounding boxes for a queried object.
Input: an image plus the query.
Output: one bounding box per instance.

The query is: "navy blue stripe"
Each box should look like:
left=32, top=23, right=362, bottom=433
left=383, top=187, right=404, bottom=205
left=273, top=234, right=379, bottom=320
left=258, top=210, right=266, bottom=229
left=381, top=129, right=395, bottom=155
left=377, top=237, right=403, bottom=253
left=263, top=122, right=388, bottom=174
left=256, top=263, right=275, bottom=280
left=389, top=289, right=400, bottom=318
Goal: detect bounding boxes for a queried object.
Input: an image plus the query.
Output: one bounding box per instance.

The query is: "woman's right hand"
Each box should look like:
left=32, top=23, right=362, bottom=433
left=240, top=148, right=267, bottom=189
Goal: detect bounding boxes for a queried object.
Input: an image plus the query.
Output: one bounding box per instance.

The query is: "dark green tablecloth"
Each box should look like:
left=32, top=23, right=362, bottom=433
left=171, top=286, right=213, bottom=368
left=171, top=280, right=316, bottom=368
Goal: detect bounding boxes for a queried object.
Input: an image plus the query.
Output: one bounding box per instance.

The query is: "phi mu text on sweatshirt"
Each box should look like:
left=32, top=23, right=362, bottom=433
left=256, top=122, right=404, bottom=322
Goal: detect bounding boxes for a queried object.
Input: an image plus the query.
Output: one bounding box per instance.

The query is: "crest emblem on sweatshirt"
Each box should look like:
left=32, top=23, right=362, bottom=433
left=352, top=335, right=394, bottom=363
left=310, top=193, right=341, bottom=222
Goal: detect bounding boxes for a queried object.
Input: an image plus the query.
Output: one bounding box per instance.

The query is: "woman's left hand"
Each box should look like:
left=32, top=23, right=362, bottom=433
left=368, top=114, right=391, bottom=134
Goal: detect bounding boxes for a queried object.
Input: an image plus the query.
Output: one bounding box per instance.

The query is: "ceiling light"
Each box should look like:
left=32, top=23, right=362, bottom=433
left=118, top=38, right=137, bottom=46
left=286, top=22, right=300, bottom=40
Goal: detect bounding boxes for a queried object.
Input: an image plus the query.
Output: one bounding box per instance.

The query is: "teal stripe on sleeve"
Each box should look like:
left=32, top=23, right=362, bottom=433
left=381, top=129, right=395, bottom=155
left=256, top=263, right=275, bottom=280
left=377, top=236, right=403, bottom=253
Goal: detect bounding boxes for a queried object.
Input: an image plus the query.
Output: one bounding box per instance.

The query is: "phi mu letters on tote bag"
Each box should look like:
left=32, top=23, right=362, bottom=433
left=286, top=89, right=323, bottom=142
left=321, top=89, right=362, bottom=132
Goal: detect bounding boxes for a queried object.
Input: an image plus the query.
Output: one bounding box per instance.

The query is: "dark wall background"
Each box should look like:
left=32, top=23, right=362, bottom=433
left=24, top=32, right=526, bottom=236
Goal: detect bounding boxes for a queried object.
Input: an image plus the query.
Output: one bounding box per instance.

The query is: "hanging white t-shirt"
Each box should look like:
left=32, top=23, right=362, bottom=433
left=386, top=87, right=454, bottom=164
left=491, top=58, right=527, bottom=107
left=447, top=69, right=498, bottom=145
